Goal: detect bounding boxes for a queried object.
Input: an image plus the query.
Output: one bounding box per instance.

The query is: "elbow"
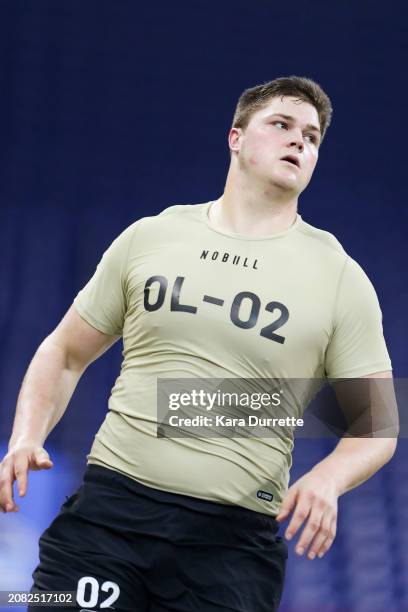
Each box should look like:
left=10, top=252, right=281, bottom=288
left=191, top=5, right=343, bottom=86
left=383, top=437, right=398, bottom=463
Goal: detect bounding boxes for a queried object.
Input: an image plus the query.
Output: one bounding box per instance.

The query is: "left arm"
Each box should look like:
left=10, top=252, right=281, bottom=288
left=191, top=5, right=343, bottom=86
left=276, top=371, right=398, bottom=560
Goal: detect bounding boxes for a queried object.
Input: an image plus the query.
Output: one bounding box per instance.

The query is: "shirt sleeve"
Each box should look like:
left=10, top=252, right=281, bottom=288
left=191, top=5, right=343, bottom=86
left=324, top=256, right=392, bottom=379
left=73, top=222, right=137, bottom=336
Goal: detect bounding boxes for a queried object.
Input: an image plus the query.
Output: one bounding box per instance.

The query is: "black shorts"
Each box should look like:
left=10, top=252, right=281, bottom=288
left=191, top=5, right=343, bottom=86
left=30, top=464, right=288, bottom=612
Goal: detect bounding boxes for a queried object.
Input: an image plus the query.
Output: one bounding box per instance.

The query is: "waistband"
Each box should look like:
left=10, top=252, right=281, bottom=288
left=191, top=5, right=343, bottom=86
left=84, top=463, right=279, bottom=532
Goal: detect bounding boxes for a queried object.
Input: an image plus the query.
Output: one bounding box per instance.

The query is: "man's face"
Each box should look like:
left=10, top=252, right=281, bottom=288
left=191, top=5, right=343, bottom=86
left=229, top=96, right=321, bottom=195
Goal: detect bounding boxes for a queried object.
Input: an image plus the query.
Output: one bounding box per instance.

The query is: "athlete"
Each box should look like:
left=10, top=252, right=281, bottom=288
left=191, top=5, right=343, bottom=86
left=0, top=76, right=397, bottom=611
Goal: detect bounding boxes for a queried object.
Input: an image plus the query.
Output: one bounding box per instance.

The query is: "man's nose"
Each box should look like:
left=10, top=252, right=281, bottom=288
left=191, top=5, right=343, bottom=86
left=289, top=130, right=304, bottom=152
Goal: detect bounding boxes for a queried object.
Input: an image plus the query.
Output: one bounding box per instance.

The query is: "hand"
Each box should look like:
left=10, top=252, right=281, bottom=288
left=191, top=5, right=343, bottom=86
left=276, top=469, right=339, bottom=560
left=0, top=444, right=53, bottom=513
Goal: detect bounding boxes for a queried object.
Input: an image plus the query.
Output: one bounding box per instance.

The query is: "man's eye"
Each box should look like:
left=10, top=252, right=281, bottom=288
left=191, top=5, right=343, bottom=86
left=305, top=134, right=315, bottom=143
left=273, top=121, right=288, bottom=129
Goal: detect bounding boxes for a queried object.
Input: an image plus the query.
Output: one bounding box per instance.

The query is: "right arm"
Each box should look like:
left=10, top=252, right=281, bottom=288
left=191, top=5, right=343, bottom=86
left=0, top=304, right=120, bottom=513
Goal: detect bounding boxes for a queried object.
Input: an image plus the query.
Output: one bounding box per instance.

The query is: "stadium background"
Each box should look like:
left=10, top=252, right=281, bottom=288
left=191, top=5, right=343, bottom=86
left=0, top=1, right=407, bottom=611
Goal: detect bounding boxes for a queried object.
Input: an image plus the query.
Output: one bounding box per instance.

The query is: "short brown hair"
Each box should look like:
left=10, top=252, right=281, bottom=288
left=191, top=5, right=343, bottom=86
left=232, top=76, right=333, bottom=143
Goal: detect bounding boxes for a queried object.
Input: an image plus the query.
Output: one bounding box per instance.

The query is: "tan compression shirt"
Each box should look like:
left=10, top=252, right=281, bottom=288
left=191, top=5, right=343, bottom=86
left=73, top=200, right=392, bottom=515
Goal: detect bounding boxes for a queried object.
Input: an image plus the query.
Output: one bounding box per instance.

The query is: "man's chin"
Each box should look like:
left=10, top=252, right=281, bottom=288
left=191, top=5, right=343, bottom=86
left=268, top=175, right=300, bottom=194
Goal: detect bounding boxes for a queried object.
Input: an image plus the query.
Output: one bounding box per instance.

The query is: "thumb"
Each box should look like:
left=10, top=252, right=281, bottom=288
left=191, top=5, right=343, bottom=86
left=33, top=449, right=53, bottom=469
left=276, top=485, right=298, bottom=522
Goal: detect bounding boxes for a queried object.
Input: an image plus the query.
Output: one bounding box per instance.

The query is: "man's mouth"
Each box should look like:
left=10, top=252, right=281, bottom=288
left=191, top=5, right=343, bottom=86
left=280, top=155, right=300, bottom=168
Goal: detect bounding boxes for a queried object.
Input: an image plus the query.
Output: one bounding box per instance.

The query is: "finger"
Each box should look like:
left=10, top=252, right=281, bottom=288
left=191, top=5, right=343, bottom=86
left=284, top=496, right=312, bottom=542
left=0, top=462, right=18, bottom=512
left=316, top=515, right=337, bottom=559
left=276, top=486, right=299, bottom=523
left=14, top=456, right=29, bottom=498
left=306, top=509, right=333, bottom=559
left=294, top=506, right=324, bottom=556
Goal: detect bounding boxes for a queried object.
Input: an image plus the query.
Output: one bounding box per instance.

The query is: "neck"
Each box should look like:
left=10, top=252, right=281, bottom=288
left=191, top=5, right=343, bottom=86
left=210, top=164, right=299, bottom=237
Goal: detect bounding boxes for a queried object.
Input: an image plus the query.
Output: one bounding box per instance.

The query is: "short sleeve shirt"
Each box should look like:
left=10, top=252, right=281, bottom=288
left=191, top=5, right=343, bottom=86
left=73, top=200, right=391, bottom=515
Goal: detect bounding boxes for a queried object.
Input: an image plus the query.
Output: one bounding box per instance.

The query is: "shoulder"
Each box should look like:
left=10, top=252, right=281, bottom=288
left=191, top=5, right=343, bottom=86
left=297, top=217, right=346, bottom=255
left=126, top=202, right=206, bottom=236
left=148, top=202, right=206, bottom=228
left=129, top=202, right=206, bottom=225
left=298, top=221, right=375, bottom=290
left=339, top=255, right=379, bottom=299
left=111, top=203, right=207, bottom=252
left=296, top=219, right=380, bottom=305
left=294, top=217, right=350, bottom=283
left=157, top=203, right=205, bottom=218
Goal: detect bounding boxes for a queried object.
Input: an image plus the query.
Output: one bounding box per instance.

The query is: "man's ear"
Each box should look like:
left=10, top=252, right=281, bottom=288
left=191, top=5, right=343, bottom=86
left=228, top=127, right=242, bottom=154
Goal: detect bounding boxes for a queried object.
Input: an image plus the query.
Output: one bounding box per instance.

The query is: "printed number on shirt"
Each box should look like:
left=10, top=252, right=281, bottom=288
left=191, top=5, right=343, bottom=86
left=144, top=275, right=289, bottom=344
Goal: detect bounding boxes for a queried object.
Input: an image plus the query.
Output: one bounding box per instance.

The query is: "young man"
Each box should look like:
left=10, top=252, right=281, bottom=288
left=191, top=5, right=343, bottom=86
left=0, top=76, right=396, bottom=612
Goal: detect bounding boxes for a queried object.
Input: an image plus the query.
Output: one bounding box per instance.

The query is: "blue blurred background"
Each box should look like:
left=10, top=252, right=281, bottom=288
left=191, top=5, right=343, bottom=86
left=0, top=1, right=407, bottom=611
